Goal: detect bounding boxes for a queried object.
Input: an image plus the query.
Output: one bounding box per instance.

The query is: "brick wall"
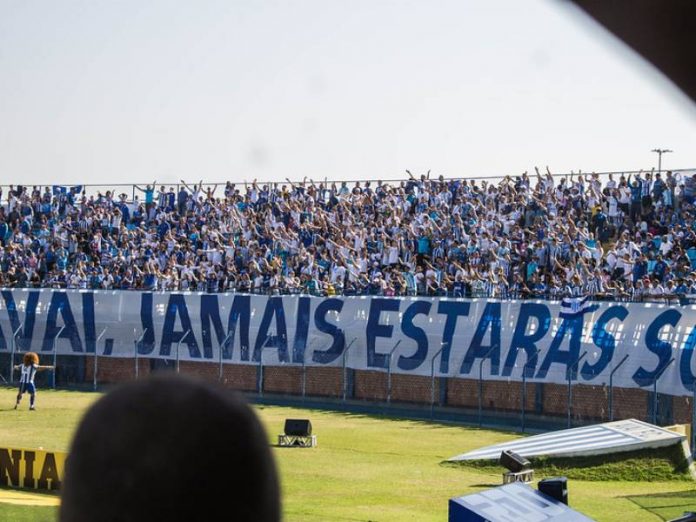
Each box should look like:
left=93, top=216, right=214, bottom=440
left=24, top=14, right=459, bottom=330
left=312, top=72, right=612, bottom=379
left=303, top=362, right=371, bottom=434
left=220, top=364, right=257, bottom=391
left=446, top=379, right=534, bottom=412
left=672, top=395, right=693, bottom=425
left=305, top=368, right=343, bottom=398
left=390, top=374, right=436, bottom=404
left=569, top=384, right=609, bottom=422
left=85, top=356, right=149, bottom=384
left=446, top=378, right=478, bottom=408
left=91, top=360, right=676, bottom=426
left=354, top=370, right=388, bottom=401
left=611, top=387, right=649, bottom=420
left=263, top=367, right=302, bottom=395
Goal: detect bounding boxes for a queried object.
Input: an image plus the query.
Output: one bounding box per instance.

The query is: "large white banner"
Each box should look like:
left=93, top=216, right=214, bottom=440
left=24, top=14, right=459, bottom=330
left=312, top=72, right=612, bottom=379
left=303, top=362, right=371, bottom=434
left=0, top=289, right=695, bottom=397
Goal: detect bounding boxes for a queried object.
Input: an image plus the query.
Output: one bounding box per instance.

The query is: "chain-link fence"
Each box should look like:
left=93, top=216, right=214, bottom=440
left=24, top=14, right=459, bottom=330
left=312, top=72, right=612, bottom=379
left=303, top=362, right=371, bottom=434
left=2, top=345, right=693, bottom=454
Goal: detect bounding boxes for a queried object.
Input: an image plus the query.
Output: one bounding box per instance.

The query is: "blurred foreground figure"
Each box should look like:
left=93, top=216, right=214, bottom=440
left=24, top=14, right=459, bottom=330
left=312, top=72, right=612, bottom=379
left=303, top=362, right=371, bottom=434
left=60, top=374, right=280, bottom=522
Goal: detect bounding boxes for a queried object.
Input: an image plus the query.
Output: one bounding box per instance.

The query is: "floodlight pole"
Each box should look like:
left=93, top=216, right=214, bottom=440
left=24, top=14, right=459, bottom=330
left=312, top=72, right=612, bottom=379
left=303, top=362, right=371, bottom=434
left=651, top=148, right=673, bottom=173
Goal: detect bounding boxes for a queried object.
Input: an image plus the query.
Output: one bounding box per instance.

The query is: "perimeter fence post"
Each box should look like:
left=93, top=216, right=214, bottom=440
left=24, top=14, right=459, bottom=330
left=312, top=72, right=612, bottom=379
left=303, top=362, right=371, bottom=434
left=52, top=326, right=66, bottom=389
left=93, top=328, right=108, bottom=391
left=219, top=332, right=233, bottom=382
left=430, top=342, right=446, bottom=419
left=567, top=351, right=587, bottom=429
left=608, top=354, right=629, bottom=421
left=386, top=340, right=401, bottom=405
left=652, top=358, right=675, bottom=425
left=176, top=330, right=192, bottom=374
left=520, top=348, right=541, bottom=433
left=342, top=338, right=357, bottom=402
left=9, top=323, right=23, bottom=384
left=478, top=346, right=497, bottom=428
left=134, top=328, right=148, bottom=380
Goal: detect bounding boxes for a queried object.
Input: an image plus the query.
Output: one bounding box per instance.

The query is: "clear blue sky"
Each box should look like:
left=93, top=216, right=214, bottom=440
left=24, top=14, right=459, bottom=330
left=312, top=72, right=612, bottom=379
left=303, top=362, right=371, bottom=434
left=0, top=0, right=694, bottom=186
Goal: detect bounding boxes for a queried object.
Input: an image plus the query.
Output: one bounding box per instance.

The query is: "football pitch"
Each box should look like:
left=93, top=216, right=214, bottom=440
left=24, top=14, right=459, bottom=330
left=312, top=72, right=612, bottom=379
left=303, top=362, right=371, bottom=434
left=0, top=387, right=694, bottom=521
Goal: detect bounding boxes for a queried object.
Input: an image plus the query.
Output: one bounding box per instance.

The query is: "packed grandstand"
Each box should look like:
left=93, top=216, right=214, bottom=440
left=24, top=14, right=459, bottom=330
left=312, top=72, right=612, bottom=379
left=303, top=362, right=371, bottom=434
left=1, top=167, right=696, bottom=301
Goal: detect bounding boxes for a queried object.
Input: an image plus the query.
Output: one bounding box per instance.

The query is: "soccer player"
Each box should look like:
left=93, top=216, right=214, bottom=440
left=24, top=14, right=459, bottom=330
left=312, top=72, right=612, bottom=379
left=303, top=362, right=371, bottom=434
left=14, top=352, right=54, bottom=411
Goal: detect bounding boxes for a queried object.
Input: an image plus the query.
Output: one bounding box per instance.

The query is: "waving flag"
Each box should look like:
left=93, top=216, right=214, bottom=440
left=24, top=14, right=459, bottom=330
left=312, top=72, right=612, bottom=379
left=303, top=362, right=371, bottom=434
left=559, top=295, right=596, bottom=318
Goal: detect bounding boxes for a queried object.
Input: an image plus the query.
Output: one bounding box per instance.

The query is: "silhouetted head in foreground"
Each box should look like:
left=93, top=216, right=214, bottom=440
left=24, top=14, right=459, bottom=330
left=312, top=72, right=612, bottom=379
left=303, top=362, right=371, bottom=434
left=60, top=374, right=280, bottom=522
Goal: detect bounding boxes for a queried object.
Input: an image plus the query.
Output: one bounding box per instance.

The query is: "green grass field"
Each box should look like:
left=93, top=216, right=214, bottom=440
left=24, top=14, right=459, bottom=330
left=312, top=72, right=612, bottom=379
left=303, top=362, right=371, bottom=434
left=0, top=386, right=694, bottom=521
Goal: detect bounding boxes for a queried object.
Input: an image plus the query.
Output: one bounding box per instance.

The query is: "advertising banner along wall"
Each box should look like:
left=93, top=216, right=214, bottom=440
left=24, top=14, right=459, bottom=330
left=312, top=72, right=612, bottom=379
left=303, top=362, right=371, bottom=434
left=0, top=290, right=695, bottom=397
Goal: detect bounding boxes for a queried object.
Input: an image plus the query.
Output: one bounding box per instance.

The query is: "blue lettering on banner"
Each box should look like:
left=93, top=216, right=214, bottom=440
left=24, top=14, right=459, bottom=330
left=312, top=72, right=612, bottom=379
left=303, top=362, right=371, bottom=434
left=460, top=302, right=501, bottom=376
left=138, top=293, right=155, bottom=355
left=254, top=297, right=289, bottom=363
left=0, top=317, right=5, bottom=351
left=200, top=295, right=225, bottom=359
left=436, top=301, right=471, bottom=374
left=3, top=290, right=696, bottom=397
left=398, top=301, right=432, bottom=371
left=228, top=295, right=251, bottom=361
left=366, top=298, right=399, bottom=369
left=82, top=293, right=96, bottom=354
left=42, top=292, right=83, bottom=353
left=679, top=324, right=696, bottom=390
left=581, top=306, right=628, bottom=380
left=160, top=294, right=200, bottom=358
left=633, top=309, right=680, bottom=387
left=502, top=303, right=551, bottom=377
left=536, top=315, right=583, bottom=380
left=292, top=297, right=311, bottom=363
left=2, top=291, right=20, bottom=351
left=312, top=298, right=345, bottom=364
left=2, top=290, right=40, bottom=352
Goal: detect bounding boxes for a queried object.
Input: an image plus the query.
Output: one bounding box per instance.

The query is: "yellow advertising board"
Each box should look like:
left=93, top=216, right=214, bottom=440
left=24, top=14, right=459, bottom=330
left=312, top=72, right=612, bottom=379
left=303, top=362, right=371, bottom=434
left=0, top=447, right=65, bottom=491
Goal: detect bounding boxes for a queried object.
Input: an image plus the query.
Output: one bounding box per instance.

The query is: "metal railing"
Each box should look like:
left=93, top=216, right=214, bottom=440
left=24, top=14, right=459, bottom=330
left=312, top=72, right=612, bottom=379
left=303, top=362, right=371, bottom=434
left=5, top=284, right=695, bottom=305
left=2, top=167, right=694, bottom=202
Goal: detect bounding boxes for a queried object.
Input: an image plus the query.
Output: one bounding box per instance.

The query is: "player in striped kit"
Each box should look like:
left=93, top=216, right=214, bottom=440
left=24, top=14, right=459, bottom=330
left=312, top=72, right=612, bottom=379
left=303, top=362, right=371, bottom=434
left=13, top=352, right=55, bottom=411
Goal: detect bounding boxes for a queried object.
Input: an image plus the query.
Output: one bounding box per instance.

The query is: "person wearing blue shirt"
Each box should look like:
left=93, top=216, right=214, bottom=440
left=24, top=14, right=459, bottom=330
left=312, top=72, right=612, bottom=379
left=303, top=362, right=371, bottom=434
left=157, top=220, right=170, bottom=240
left=134, top=180, right=157, bottom=213
left=417, top=232, right=432, bottom=266
left=0, top=220, right=8, bottom=246
left=177, top=187, right=188, bottom=215
left=629, top=179, right=643, bottom=223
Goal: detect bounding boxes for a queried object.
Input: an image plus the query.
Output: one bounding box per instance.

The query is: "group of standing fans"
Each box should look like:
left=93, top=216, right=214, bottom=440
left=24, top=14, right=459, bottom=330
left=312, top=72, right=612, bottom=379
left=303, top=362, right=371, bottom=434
left=1, top=167, right=696, bottom=302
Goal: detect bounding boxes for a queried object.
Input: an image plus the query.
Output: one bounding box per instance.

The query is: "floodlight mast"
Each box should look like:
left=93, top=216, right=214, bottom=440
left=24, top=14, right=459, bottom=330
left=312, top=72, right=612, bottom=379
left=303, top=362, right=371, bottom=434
left=651, top=148, right=673, bottom=173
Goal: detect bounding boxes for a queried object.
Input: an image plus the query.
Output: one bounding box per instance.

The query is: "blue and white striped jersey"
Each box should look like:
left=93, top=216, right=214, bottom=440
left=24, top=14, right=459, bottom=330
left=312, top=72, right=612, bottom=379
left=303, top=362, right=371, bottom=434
left=18, top=364, right=38, bottom=385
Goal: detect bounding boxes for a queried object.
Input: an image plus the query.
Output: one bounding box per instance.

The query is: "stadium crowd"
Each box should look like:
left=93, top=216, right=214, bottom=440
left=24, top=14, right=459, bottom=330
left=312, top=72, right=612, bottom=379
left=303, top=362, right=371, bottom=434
left=1, top=167, right=696, bottom=302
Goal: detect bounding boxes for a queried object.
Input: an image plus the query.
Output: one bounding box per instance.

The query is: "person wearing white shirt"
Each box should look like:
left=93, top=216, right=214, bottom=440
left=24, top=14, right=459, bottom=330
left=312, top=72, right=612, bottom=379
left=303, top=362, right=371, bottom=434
left=659, top=236, right=673, bottom=256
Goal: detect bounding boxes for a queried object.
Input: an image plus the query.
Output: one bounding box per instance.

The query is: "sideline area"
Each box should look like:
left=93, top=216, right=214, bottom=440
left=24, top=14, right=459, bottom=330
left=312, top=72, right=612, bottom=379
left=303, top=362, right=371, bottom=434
left=0, top=488, right=59, bottom=507
left=0, top=387, right=694, bottom=520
